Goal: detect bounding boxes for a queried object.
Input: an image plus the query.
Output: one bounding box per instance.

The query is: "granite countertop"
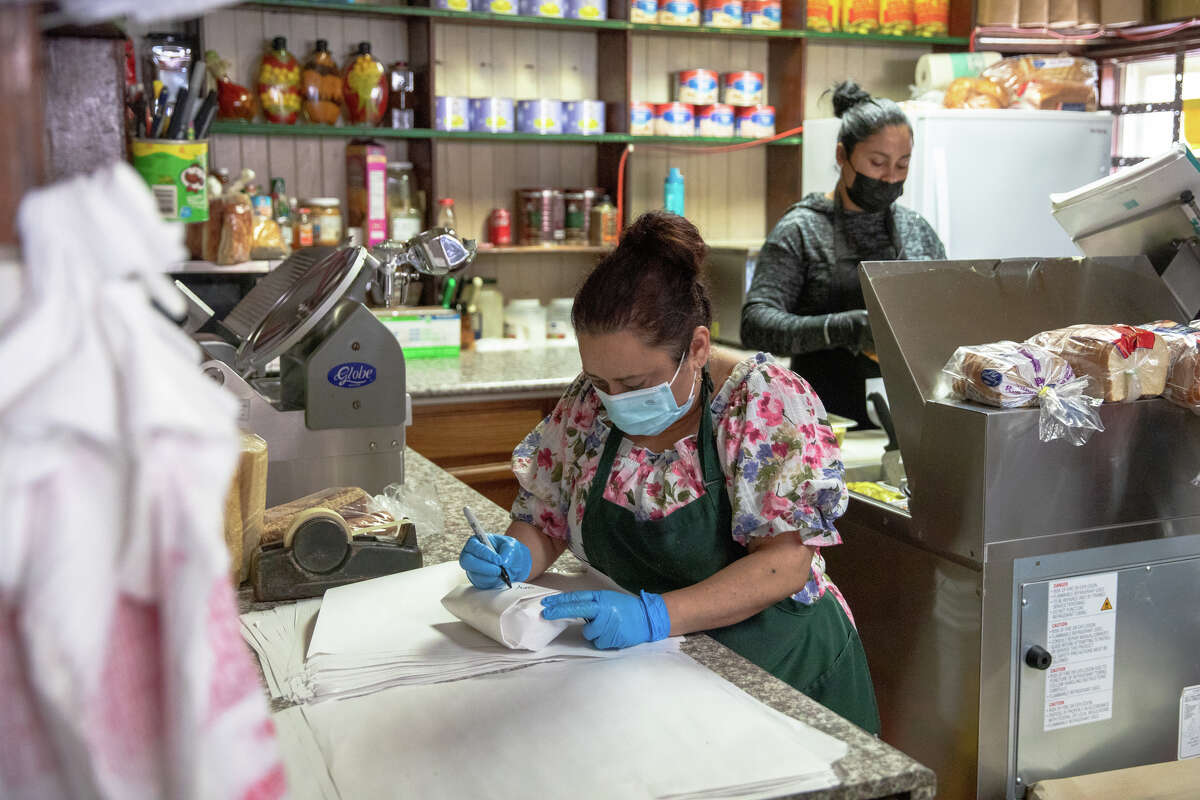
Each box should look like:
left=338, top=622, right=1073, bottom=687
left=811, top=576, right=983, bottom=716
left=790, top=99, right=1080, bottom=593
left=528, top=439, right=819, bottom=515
left=389, top=449, right=934, bottom=800
left=406, top=342, right=582, bottom=401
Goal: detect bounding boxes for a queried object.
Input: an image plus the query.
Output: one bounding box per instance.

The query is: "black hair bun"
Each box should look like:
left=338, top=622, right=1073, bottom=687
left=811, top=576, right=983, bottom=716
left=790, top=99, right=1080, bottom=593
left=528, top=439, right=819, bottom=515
left=832, top=80, right=872, bottom=118
left=617, top=210, right=706, bottom=280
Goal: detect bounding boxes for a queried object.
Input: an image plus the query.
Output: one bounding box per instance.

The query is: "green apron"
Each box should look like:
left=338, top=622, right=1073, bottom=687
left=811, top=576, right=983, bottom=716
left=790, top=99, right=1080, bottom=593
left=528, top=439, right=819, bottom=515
left=581, top=371, right=881, bottom=734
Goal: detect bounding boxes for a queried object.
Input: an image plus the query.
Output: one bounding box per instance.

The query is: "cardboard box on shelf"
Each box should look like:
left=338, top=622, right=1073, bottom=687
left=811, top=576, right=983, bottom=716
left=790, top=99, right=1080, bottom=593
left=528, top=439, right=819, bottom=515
left=980, top=0, right=1021, bottom=25
left=1021, top=0, right=1050, bottom=27
left=1155, top=0, right=1199, bottom=20
left=1049, top=0, right=1100, bottom=27
left=346, top=140, right=388, bottom=248
left=1101, top=0, right=1149, bottom=25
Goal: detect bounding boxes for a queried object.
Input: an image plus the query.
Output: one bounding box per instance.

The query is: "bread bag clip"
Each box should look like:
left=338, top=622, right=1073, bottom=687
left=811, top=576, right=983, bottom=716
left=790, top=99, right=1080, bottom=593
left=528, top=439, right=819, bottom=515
left=941, top=341, right=1104, bottom=446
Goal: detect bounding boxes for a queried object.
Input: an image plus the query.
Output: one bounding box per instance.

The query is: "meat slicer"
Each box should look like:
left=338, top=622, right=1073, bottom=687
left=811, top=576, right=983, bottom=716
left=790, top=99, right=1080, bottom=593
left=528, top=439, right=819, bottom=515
left=194, top=228, right=475, bottom=506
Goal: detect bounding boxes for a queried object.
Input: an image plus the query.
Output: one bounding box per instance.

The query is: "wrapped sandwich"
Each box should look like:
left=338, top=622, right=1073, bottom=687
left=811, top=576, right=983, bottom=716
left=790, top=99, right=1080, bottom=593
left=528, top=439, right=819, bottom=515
left=1027, top=324, right=1168, bottom=402
left=1141, top=320, right=1200, bottom=413
left=942, top=341, right=1103, bottom=445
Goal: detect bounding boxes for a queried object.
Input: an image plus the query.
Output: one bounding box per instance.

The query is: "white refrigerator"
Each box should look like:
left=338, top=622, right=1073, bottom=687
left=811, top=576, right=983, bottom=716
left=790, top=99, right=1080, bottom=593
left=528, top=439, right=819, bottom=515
left=800, top=107, right=1114, bottom=260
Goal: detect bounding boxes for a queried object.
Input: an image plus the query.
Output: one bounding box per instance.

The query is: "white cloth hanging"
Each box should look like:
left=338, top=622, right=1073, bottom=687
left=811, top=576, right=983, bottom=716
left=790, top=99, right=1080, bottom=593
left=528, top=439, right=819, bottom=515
left=0, top=163, right=283, bottom=800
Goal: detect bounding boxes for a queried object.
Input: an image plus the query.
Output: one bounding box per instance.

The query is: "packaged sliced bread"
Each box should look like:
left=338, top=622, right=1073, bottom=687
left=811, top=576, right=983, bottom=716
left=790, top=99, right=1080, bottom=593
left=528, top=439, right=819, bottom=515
left=942, top=341, right=1103, bottom=445
left=1141, top=320, right=1200, bottom=413
left=1026, top=324, right=1168, bottom=402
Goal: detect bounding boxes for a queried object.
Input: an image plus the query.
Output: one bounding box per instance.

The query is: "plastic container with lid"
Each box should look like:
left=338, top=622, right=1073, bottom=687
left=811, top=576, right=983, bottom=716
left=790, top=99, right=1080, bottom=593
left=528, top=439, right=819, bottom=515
left=306, top=197, right=343, bottom=246
left=476, top=281, right=505, bottom=339
left=387, top=161, right=423, bottom=242
left=504, top=298, right=547, bottom=346
left=546, top=297, right=575, bottom=341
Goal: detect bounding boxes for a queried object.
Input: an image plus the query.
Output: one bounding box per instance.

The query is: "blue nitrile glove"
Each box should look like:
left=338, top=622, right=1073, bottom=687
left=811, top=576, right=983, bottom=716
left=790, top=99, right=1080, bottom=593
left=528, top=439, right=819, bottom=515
left=458, top=533, right=532, bottom=589
left=540, top=590, right=670, bottom=649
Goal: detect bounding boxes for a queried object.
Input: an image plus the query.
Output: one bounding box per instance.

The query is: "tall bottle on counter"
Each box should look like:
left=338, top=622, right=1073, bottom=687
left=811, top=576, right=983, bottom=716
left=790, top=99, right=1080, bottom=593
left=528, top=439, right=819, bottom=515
left=589, top=194, right=618, bottom=247
left=664, top=167, right=685, bottom=216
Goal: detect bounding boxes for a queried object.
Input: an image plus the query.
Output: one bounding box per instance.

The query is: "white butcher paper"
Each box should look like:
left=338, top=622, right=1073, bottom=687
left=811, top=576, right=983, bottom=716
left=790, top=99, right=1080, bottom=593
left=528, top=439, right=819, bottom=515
left=292, top=651, right=846, bottom=800
left=441, top=582, right=570, bottom=650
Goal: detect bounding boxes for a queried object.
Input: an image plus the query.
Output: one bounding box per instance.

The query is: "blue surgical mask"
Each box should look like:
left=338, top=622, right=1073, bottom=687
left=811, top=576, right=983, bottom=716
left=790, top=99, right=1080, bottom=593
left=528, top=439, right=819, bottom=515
left=595, top=351, right=696, bottom=436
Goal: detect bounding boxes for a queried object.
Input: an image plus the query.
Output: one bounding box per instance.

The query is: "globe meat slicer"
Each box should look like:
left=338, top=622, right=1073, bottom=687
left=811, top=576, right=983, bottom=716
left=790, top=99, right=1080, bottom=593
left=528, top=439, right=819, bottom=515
left=193, top=228, right=476, bottom=508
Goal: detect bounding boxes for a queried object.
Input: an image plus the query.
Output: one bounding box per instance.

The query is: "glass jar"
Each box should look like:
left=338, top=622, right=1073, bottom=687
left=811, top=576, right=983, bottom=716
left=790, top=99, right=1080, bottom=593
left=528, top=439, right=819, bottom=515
left=257, top=36, right=300, bottom=124
left=343, top=41, right=388, bottom=126
left=436, top=197, right=457, bottom=232
left=294, top=205, right=314, bottom=248
left=386, top=161, right=424, bottom=242
left=301, top=39, right=343, bottom=125
left=387, top=61, right=416, bottom=129
left=307, top=197, right=344, bottom=246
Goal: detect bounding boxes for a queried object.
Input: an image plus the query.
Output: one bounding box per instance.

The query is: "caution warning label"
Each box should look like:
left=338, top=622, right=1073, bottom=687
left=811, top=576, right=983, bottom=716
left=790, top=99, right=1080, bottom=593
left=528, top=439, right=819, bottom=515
left=1044, top=572, right=1119, bottom=732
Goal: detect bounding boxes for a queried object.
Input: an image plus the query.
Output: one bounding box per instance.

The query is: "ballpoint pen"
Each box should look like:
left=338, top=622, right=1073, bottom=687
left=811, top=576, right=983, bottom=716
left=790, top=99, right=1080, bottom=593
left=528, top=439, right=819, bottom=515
left=462, top=506, right=511, bottom=588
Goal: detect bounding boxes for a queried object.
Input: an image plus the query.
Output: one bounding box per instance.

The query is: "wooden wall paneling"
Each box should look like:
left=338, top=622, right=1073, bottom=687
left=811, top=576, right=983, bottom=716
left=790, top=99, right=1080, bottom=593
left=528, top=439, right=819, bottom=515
left=436, top=23, right=470, bottom=95
left=409, top=18, right=434, bottom=129
left=629, top=32, right=648, bottom=102
left=803, top=42, right=932, bottom=120
left=766, top=146, right=801, bottom=233
left=233, top=8, right=265, bottom=91
left=596, top=142, right=626, bottom=210
left=770, top=39, right=805, bottom=131
left=492, top=141, right=518, bottom=237
left=949, top=0, right=974, bottom=37
left=596, top=30, right=630, bottom=134
left=293, top=137, right=322, bottom=202
left=466, top=25, right=493, bottom=95
left=467, top=144, right=496, bottom=241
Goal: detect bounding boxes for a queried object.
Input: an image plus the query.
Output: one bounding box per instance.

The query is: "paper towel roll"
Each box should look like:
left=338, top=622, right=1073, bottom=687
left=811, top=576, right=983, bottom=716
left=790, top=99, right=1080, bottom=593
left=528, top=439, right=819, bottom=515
left=914, top=52, right=1003, bottom=91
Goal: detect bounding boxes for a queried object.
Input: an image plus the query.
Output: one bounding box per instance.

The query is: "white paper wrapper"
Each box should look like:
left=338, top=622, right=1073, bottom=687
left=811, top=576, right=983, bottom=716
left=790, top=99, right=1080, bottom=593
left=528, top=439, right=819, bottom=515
left=441, top=582, right=570, bottom=651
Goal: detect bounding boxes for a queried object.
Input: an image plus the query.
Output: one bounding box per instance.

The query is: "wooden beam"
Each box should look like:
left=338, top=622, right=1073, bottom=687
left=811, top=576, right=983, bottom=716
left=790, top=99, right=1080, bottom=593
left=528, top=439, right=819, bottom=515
left=0, top=4, right=44, bottom=245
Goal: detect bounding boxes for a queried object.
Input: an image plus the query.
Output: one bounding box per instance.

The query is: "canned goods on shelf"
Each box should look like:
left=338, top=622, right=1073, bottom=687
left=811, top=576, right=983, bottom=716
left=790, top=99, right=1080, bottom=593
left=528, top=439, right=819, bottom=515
left=469, top=97, right=516, bottom=133
left=630, top=0, right=658, bottom=21
left=519, top=0, right=564, bottom=16
left=658, top=0, right=700, bottom=25
left=564, top=100, right=606, bottom=135
left=742, top=0, right=781, bottom=28
left=722, top=71, right=764, bottom=106
left=434, top=0, right=472, bottom=9
left=702, top=0, right=743, bottom=27
left=676, top=69, right=719, bottom=106
left=630, top=101, right=656, bottom=136
left=515, top=188, right=565, bottom=245
left=695, top=104, right=735, bottom=137
left=472, top=0, right=518, bottom=12
left=734, top=104, right=775, bottom=138
left=434, top=96, right=471, bottom=131
left=516, top=99, right=564, bottom=134
left=488, top=208, right=512, bottom=246
left=566, top=0, right=608, bottom=18
left=563, top=188, right=602, bottom=244
left=655, top=102, right=695, bottom=136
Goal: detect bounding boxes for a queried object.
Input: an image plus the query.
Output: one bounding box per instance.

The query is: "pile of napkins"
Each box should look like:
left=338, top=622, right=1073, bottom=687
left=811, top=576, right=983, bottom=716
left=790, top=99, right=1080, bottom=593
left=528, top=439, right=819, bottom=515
left=240, top=562, right=680, bottom=703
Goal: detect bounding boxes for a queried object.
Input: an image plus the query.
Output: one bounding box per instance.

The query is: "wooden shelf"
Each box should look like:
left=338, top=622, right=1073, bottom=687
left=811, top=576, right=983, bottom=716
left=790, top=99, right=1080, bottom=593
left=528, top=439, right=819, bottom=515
left=246, top=0, right=970, bottom=46
left=209, top=121, right=803, bottom=146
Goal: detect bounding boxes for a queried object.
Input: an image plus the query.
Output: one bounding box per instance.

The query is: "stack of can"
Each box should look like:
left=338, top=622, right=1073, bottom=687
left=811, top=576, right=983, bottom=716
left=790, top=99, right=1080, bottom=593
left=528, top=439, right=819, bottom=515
left=513, top=187, right=605, bottom=246
left=437, top=97, right=605, bottom=135
left=629, top=69, right=775, bottom=138
left=627, top=0, right=778, bottom=28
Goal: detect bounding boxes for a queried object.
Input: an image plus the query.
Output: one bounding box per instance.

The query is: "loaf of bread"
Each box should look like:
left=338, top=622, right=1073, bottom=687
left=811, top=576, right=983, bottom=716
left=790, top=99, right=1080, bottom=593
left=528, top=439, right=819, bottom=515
left=945, top=341, right=1074, bottom=407
left=980, top=54, right=1098, bottom=111
left=1026, top=324, right=1168, bottom=402
left=221, top=433, right=269, bottom=583
left=943, top=76, right=1010, bottom=109
left=1142, top=320, right=1200, bottom=412
left=262, top=486, right=398, bottom=545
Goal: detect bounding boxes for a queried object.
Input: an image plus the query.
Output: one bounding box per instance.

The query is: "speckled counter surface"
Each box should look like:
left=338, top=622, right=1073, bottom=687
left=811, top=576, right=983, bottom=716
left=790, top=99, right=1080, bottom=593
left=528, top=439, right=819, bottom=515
left=405, top=344, right=582, bottom=401
left=241, top=448, right=934, bottom=799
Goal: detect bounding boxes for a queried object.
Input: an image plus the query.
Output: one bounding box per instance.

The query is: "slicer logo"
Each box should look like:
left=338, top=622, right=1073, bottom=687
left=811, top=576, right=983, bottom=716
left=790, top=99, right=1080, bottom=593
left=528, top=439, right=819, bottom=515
left=328, top=362, right=377, bottom=389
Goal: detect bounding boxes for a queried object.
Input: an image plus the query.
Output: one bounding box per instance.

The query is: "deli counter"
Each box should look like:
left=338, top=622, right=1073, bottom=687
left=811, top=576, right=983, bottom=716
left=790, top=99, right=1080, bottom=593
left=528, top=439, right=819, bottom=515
left=831, top=255, right=1200, bottom=799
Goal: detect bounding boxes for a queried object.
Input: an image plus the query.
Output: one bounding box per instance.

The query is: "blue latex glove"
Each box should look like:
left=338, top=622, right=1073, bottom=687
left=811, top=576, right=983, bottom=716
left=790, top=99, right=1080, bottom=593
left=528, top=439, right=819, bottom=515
left=458, top=533, right=532, bottom=590
left=540, top=590, right=671, bottom=649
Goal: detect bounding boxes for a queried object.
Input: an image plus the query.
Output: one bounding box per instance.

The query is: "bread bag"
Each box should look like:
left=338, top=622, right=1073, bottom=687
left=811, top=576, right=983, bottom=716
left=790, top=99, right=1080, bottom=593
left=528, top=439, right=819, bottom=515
left=980, top=54, right=1098, bottom=111
left=942, top=340, right=1104, bottom=445
left=1026, top=324, right=1168, bottom=402
left=1141, top=320, right=1200, bottom=413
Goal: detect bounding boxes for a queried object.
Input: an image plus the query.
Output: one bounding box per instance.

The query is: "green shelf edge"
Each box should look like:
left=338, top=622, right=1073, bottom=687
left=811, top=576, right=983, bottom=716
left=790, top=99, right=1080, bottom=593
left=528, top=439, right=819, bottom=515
left=209, top=121, right=802, bottom=146
left=244, top=1, right=969, bottom=46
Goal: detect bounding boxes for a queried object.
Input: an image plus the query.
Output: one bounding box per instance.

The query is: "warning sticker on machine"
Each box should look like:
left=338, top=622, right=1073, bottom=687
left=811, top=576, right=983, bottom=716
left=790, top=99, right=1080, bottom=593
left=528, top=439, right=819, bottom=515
left=1043, top=572, right=1118, bottom=732
left=1181, top=685, right=1200, bottom=759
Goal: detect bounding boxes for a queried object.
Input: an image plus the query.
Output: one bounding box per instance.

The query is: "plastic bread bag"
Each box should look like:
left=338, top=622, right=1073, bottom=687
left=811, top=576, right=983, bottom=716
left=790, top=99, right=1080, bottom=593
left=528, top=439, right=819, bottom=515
left=940, top=341, right=1104, bottom=446
left=216, top=191, right=253, bottom=265
left=1141, top=320, right=1200, bottom=414
left=250, top=215, right=288, bottom=260
left=980, top=53, right=1098, bottom=111
left=375, top=481, right=444, bottom=540
left=262, top=486, right=398, bottom=544
left=1026, top=324, right=1168, bottom=404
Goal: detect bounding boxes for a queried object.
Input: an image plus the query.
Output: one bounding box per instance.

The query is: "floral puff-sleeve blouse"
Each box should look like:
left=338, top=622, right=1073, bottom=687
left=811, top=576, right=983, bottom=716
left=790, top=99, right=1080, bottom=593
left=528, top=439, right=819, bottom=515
left=510, top=351, right=854, bottom=622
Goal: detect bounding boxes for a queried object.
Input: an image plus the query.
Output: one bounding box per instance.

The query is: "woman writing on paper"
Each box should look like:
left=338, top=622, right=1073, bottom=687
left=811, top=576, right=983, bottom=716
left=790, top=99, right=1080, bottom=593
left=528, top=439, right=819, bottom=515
left=458, top=211, right=880, bottom=734
left=740, top=81, right=946, bottom=428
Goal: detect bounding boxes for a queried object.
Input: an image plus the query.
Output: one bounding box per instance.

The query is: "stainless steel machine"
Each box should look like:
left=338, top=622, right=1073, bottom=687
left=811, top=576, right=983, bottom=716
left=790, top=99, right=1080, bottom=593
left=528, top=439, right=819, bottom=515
left=832, top=256, right=1200, bottom=799
left=196, top=229, right=475, bottom=506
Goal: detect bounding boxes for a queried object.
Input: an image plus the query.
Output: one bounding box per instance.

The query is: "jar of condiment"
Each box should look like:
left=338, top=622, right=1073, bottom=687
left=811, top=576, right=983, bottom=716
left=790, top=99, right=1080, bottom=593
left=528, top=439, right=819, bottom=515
left=294, top=205, right=315, bottom=248
left=300, top=39, right=343, bottom=125
left=307, top=197, right=343, bottom=246
left=387, top=61, right=416, bottom=129
left=258, top=36, right=301, bottom=124
left=343, top=42, right=388, bottom=126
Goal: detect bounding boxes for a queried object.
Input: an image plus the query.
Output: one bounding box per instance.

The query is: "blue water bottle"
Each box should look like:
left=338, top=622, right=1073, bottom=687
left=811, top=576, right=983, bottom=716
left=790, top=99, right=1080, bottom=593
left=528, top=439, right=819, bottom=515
left=664, top=167, right=685, bottom=216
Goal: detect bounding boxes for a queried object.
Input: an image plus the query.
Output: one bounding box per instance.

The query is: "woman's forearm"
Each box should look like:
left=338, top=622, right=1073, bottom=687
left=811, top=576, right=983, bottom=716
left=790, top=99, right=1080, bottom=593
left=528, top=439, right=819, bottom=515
left=662, top=534, right=815, bottom=635
left=504, top=519, right=566, bottom=579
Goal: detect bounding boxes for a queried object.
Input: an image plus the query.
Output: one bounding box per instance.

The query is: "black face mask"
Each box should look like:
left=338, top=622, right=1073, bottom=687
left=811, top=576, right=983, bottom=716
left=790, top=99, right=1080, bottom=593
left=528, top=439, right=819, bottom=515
left=844, top=162, right=904, bottom=213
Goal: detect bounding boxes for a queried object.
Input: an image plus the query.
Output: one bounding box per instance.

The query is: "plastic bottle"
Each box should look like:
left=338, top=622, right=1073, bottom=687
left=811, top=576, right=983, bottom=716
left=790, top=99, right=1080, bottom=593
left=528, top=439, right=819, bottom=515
left=258, top=36, right=300, bottom=124
left=436, top=197, right=457, bottom=232
left=546, top=297, right=575, bottom=341
left=342, top=41, right=388, bottom=126
left=504, top=298, right=547, bottom=347
left=387, top=161, right=424, bottom=242
left=589, top=194, right=618, bottom=247
left=476, top=280, right=505, bottom=339
left=664, top=167, right=685, bottom=216
left=300, top=39, right=342, bottom=125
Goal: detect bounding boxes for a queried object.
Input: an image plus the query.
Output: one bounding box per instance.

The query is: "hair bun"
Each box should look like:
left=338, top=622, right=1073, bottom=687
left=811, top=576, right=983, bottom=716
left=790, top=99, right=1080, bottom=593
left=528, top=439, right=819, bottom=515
left=831, top=80, right=872, bottom=118
left=618, top=210, right=706, bottom=279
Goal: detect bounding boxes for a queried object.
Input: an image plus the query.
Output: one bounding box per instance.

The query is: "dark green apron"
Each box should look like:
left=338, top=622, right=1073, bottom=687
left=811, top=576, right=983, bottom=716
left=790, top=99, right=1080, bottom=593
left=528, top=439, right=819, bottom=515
left=581, top=371, right=881, bottom=734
